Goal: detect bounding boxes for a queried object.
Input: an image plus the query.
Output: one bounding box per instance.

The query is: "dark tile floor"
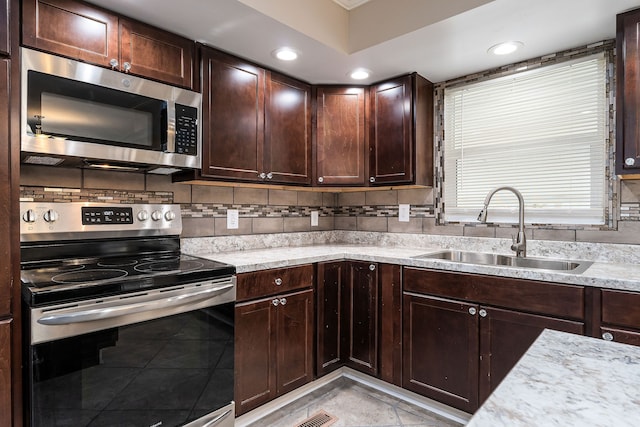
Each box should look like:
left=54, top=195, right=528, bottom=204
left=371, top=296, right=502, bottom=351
left=247, top=377, right=465, bottom=427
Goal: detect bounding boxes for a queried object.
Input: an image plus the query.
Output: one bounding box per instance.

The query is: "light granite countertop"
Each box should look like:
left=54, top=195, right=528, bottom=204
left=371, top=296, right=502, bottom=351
left=190, top=243, right=640, bottom=292
left=466, top=329, right=640, bottom=427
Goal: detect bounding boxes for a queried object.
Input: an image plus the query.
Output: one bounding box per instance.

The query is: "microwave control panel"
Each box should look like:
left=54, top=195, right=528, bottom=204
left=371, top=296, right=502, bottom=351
left=174, top=104, right=198, bottom=155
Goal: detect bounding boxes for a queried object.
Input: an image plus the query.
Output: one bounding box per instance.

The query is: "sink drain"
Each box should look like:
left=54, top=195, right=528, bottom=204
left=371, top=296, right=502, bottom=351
left=294, top=410, right=338, bottom=427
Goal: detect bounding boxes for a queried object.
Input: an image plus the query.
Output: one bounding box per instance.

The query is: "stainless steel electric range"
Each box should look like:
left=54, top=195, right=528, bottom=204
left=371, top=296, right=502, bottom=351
left=20, top=202, right=236, bottom=427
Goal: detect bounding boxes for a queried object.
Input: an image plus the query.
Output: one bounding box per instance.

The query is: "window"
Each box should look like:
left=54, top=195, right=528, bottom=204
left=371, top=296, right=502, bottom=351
left=443, top=53, right=607, bottom=225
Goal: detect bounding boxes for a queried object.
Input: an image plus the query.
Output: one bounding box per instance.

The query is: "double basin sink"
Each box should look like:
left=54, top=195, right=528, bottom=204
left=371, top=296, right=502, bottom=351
left=413, top=250, right=593, bottom=274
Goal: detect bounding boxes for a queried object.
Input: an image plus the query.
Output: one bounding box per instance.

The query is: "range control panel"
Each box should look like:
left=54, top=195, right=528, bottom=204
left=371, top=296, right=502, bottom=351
left=20, top=202, right=182, bottom=242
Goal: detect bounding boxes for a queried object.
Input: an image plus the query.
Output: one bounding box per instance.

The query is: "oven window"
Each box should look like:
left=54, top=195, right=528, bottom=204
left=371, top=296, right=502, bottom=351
left=27, top=305, right=234, bottom=427
left=26, top=70, right=167, bottom=150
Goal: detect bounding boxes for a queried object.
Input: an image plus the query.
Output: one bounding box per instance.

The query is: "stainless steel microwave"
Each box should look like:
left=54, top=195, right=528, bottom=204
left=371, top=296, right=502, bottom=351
left=20, top=48, right=202, bottom=173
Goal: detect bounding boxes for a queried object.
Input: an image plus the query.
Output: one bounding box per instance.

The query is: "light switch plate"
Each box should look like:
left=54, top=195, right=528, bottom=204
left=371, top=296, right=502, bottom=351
left=311, top=211, right=319, bottom=227
left=398, top=204, right=410, bottom=222
left=227, top=209, right=239, bottom=229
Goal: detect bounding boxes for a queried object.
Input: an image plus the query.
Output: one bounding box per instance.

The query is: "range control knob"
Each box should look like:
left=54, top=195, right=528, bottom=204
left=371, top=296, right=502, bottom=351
left=22, top=209, right=37, bottom=223
left=151, top=210, right=163, bottom=221
left=137, top=210, right=149, bottom=221
left=43, top=209, right=59, bottom=223
left=164, top=211, right=176, bottom=221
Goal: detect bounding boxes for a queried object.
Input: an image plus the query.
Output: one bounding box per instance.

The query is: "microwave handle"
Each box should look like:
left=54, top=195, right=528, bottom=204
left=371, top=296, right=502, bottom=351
left=37, top=283, right=233, bottom=325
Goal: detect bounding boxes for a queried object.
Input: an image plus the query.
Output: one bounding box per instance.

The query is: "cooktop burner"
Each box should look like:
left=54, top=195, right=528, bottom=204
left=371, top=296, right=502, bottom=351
left=52, top=268, right=128, bottom=284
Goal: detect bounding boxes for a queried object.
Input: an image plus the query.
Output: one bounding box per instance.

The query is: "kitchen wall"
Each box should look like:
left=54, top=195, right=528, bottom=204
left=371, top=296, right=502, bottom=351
left=20, top=39, right=640, bottom=248
left=20, top=164, right=640, bottom=245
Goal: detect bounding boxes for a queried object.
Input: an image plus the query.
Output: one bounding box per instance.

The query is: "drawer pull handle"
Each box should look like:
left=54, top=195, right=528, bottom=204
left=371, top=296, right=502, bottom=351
left=275, top=278, right=283, bottom=286
left=602, top=332, right=614, bottom=341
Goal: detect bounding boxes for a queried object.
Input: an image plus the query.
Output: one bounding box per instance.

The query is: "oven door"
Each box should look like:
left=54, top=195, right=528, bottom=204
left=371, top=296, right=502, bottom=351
left=24, top=280, right=235, bottom=427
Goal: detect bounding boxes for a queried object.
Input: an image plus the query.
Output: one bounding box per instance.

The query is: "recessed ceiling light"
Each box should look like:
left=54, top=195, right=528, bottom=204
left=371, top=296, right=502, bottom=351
left=488, top=41, right=524, bottom=56
left=272, top=47, right=299, bottom=61
left=350, top=68, right=371, bottom=80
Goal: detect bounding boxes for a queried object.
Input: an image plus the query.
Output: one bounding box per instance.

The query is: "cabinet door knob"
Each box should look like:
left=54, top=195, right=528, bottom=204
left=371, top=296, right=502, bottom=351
left=272, top=298, right=279, bottom=306
left=468, top=307, right=477, bottom=316
left=109, top=58, right=119, bottom=69
left=318, top=177, right=324, bottom=183
left=479, top=309, right=487, bottom=318
left=625, top=157, right=636, bottom=166
left=123, top=62, right=132, bottom=72
left=602, top=332, right=614, bottom=341
left=259, top=172, right=266, bottom=179
left=369, top=264, right=376, bottom=271
left=267, top=172, right=273, bottom=179
left=369, top=177, right=376, bottom=183
left=279, top=297, right=287, bottom=305
left=274, top=278, right=283, bottom=286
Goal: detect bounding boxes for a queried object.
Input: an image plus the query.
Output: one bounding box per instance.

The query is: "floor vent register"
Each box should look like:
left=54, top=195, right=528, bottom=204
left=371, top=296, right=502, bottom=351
left=294, top=410, right=338, bottom=427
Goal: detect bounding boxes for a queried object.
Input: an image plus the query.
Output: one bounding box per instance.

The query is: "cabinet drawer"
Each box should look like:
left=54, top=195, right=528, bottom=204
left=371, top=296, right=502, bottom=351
left=237, top=264, right=314, bottom=302
left=403, top=267, right=584, bottom=320
left=601, top=289, right=640, bottom=328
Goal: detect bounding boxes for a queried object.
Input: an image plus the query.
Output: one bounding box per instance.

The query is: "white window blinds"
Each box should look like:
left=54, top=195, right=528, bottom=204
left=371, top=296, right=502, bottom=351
left=443, top=53, right=607, bottom=225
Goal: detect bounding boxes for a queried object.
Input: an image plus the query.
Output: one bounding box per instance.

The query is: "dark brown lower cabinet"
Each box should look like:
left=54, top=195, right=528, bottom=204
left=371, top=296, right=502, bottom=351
left=478, top=306, right=584, bottom=404
left=317, top=261, right=400, bottom=379
left=0, top=319, right=11, bottom=427
left=316, top=261, right=345, bottom=376
left=403, top=293, right=479, bottom=413
left=344, top=261, right=379, bottom=375
left=598, top=289, right=640, bottom=346
left=402, top=267, right=586, bottom=413
left=235, top=288, right=313, bottom=416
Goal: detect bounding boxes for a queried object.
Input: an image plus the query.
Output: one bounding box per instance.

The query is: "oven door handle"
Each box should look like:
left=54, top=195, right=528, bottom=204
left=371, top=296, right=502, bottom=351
left=37, top=283, right=234, bottom=325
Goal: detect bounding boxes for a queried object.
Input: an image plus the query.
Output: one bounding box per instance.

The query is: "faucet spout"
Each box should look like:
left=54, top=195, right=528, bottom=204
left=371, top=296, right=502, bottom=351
left=477, top=186, right=527, bottom=257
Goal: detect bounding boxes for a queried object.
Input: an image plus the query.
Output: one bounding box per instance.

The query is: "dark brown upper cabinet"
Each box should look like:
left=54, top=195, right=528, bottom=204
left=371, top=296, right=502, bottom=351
left=22, top=0, right=195, bottom=88
left=369, top=73, right=433, bottom=186
left=264, top=72, right=312, bottom=185
left=314, top=86, right=367, bottom=186
left=617, top=8, right=640, bottom=175
left=199, top=46, right=312, bottom=185
left=1, top=0, right=9, bottom=56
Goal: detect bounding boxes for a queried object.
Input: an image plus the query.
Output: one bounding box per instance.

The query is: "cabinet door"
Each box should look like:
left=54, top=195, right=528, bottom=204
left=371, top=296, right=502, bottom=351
left=235, top=298, right=276, bottom=416
left=0, top=59, right=9, bottom=317
left=119, top=19, right=194, bottom=89
left=1, top=0, right=8, bottom=56
left=344, top=261, right=378, bottom=375
left=276, top=289, right=314, bottom=395
left=478, top=306, right=584, bottom=404
left=316, top=261, right=345, bottom=376
left=617, top=9, right=640, bottom=174
left=315, top=86, right=367, bottom=186
left=0, top=319, right=10, bottom=427
left=379, top=264, right=402, bottom=386
left=369, top=75, right=413, bottom=185
left=402, top=293, right=479, bottom=413
left=22, top=0, right=119, bottom=66
left=264, top=72, right=312, bottom=185
left=201, top=47, right=265, bottom=181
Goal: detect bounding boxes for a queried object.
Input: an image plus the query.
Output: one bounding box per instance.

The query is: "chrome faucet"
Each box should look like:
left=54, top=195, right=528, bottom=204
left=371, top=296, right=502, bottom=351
left=477, top=186, right=527, bottom=258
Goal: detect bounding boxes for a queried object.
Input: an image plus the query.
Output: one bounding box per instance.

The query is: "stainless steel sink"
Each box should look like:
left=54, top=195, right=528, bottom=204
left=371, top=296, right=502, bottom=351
left=413, top=250, right=593, bottom=274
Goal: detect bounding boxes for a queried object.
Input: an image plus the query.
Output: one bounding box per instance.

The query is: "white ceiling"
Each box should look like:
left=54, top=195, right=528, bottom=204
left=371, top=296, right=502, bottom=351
left=86, top=0, right=640, bottom=84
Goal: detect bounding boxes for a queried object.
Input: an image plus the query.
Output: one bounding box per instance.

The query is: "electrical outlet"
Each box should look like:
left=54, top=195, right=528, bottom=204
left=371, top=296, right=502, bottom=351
left=311, top=211, right=319, bottom=226
left=227, top=209, right=239, bottom=229
left=398, top=204, right=410, bottom=222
